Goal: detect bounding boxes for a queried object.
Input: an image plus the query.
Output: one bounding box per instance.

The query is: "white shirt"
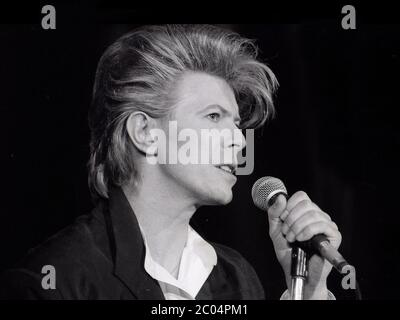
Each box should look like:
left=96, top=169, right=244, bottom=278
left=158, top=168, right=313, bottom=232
left=139, top=225, right=217, bottom=300
left=139, top=225, right=335, bottom=300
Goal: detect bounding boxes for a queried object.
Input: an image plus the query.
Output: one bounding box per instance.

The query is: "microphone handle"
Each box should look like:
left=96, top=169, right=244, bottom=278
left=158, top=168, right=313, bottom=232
left=300, top=234, right=350, bottom=274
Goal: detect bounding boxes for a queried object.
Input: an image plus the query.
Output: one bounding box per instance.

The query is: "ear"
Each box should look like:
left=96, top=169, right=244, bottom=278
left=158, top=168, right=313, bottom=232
left=126, top=112, right=158, bottom=156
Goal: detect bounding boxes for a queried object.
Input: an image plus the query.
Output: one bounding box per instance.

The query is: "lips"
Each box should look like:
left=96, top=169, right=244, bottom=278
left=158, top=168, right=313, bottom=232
left=215, top=164, right=237, bottom=175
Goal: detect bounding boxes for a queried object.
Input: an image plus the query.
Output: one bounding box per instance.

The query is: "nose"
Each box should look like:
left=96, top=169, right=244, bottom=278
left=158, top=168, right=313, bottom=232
left=225, top=126, right=246, bottom=156
left=231, top=128, right=246, bottom=152
left=213, top=126, right=247, bottom=167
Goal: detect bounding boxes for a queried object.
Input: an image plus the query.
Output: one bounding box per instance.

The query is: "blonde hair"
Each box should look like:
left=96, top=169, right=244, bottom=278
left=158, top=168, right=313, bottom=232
left=88, top=24, right=278, bottom=201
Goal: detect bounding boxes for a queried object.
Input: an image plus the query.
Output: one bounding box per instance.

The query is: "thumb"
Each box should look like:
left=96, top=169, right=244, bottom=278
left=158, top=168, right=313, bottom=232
left=267, top=194, right=287, bottom=231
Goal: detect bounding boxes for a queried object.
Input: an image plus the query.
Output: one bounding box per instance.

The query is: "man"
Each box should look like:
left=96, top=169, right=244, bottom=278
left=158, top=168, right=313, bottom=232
left=0, top=24, right=341, bottom=299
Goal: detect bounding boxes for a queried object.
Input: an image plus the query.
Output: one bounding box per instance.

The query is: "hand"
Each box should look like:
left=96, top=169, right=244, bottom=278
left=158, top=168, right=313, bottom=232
left=267, top=191, right=342, bottom=299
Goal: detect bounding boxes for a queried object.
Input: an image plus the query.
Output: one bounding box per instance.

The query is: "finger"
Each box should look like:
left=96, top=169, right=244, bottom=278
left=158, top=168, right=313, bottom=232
left=286, top=191, right=310, bottom=212
left=267, top=194, right=287, bottom=232
left=285, top=211, right=336, bottom=242
left=280, top=208, right=290, bottom=222
left=267, top=194, right=287, bottom=220
left=286, top=191, right=326, bottom=213
left=294, top=221, right=342, bottom=248
left=281, top=199, right=324, bottom=235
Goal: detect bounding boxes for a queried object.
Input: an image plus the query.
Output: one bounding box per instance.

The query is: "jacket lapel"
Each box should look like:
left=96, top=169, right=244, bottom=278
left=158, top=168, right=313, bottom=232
left=105, top=186, right=165, bottom=300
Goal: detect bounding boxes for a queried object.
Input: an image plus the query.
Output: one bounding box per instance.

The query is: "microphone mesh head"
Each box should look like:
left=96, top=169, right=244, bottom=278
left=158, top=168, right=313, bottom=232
left=251, top=176, right=287, bottom=211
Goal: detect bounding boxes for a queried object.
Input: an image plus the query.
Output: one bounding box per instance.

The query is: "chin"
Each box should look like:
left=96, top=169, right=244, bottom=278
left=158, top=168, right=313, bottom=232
left=218, top=195, right=233, bottom=205
left=202, top=187, right=234, bottom=206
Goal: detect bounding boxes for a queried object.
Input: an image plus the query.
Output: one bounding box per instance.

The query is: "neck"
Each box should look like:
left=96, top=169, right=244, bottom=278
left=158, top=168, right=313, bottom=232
left=121, top=172, right=198, bottom=277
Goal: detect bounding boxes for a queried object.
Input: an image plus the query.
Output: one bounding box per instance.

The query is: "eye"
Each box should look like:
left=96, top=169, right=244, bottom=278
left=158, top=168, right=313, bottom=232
left=207, top=112, right=221, bottom=122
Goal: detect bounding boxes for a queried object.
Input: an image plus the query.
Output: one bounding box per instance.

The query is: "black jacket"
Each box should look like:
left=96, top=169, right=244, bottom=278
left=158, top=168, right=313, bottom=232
left=0, top=187, right=265, bottom=300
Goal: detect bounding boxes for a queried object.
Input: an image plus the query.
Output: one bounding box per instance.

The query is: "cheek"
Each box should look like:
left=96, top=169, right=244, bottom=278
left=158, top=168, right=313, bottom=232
left=160, top=162, right=234, bottom=205
left=159, top=163, right=210, bottom=197
left=160, top=163, right=210, bottom=190
left=164, top=163, right=207, bottom=180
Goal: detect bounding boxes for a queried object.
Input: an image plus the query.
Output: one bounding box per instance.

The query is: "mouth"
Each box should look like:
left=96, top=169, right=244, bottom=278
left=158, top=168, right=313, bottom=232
left=215, top=164, right=237, bottom=176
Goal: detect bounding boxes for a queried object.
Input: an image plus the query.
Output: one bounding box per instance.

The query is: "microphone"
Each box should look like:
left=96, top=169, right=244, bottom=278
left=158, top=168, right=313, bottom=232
left=251, top=176, right=351, bottom=274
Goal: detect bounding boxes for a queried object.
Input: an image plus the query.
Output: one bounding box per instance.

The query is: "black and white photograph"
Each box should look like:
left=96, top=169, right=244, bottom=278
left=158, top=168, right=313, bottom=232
left=0, top=1, right=399, bottom=312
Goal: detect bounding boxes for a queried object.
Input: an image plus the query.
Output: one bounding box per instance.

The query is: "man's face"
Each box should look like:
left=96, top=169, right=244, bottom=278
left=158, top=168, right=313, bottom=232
left=155, top=71, right=246, bottom=206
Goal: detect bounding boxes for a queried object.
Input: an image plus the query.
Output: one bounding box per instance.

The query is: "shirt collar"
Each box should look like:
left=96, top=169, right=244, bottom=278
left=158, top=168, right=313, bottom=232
left=140, top=224, right=217, bottom=299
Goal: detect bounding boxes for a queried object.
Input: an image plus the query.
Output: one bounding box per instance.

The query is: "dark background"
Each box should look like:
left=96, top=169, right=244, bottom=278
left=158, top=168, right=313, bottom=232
left=1, top=2, right=399, bottom=299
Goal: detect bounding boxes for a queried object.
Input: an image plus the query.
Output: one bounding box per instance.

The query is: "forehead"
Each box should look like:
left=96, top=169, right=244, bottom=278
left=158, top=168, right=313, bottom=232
left=171, top=72, right=239, bottom=116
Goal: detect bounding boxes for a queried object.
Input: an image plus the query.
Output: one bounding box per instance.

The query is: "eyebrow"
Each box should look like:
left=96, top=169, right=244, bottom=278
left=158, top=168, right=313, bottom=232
left=200, top=104, right=241, bottom=123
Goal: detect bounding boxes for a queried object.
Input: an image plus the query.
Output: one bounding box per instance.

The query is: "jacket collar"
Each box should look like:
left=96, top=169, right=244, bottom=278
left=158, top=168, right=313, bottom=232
left=103, top=186, right=165, bottom=299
